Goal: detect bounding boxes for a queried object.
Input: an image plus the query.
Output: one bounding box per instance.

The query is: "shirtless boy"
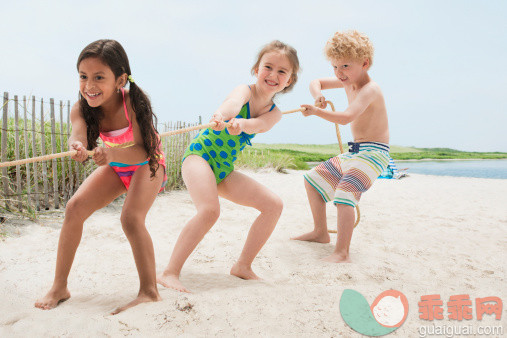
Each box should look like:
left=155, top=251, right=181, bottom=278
left=292, top=30, right=390, bottom=263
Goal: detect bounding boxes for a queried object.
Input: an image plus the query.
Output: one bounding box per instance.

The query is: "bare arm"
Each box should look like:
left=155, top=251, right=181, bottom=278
left=214, top=85, right=252, bottom=121
left=68, top=102, right=89, bottom=162
left=237, top=107, right=282, bottom=134
left=309, top=78, right=344, bottom=108
left=309, top=77, right=343, bottom=98
left=302, top=84, right=376, bottom=125
left=68, top=102, right=88, bottom=147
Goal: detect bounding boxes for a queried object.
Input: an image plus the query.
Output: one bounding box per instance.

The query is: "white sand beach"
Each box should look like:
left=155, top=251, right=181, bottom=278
left=0, top=170, right=506, bottom=336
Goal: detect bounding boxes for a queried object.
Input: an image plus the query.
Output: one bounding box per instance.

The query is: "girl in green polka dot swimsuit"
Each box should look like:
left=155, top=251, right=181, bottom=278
left=158, top=41, right=300, bottom=292
left=183, top=100, right=276, bottom=183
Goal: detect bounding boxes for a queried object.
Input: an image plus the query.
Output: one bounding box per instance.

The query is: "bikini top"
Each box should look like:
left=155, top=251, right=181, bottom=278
left=99, top=88, right=134, bottom=148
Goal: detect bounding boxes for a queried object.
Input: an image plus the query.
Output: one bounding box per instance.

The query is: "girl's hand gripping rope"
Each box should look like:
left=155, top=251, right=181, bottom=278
left=70, top=141, right=89, bottom=162
left=92, top=146, right=111, bottom=166
left=226, top=118, right=244, bottom=135
left=210, top=112, right=226, bottom=131
left=300, top=104, right=319, bottom=117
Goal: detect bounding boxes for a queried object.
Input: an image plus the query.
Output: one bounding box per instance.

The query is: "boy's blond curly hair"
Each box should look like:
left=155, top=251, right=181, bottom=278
left=325, top=30, right=374, bottom=69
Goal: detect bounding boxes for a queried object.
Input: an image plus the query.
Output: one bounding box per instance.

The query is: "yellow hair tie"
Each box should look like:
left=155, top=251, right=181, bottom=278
left=128, top=75, right=135, bottom=83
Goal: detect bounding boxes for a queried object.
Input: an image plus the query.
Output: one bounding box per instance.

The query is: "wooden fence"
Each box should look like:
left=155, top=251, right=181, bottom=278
left=0, top=92, right=199, bottom=214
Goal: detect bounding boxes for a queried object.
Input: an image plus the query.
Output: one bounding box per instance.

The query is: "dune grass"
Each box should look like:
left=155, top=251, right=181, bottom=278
left=236, top=148, right=307, bottom=171
left=235, top=143, right=507, bottom=173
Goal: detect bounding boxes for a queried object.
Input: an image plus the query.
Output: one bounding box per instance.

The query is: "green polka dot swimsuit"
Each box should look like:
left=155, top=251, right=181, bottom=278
left=183, top=101, right=275, bottom=184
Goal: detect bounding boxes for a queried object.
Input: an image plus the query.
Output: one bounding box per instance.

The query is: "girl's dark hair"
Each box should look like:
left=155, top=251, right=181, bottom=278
left=77, top=39, right=161, bottom=178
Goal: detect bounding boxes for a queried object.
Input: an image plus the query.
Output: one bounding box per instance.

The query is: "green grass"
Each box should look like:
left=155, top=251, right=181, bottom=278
left=253, top=143, right=422, bottom=154
left=234, top=143, right=507, bottom=172
left=236, top=148, right=308, bottom=171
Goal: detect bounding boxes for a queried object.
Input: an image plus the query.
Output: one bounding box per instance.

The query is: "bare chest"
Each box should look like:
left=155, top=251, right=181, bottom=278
left=100, top=109, right=130, bottom=132
left=248, top=101, right=273, bottom=118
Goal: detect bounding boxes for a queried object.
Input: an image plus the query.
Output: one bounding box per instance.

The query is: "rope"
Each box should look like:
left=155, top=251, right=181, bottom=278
left=0, top=102, right=361, bottom=229
left=0, top=110, right=301, bottom=167
left=282, top=107, right=306, bottom=115
left=103, top=122, right=233, bottom=151
left=0, top=121, right=232, bottom=168
left=0, top=150, right=95, bottom=168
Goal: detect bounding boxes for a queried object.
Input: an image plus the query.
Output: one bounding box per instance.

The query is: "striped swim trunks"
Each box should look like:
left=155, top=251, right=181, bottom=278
left=304, top=142, right=390, bottom=207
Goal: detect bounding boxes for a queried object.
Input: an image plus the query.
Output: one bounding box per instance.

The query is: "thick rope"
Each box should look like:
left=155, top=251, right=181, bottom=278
left=0, top=121, right=232, bottom=168
left=0, top=150, right=95, bottom=168
left=0, top=101, right=362, bottom=230
left=0, top=107, right=305, bottom=168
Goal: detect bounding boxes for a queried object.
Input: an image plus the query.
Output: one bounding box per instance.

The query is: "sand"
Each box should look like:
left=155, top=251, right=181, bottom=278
left=0, top=170, right=506, bottom=337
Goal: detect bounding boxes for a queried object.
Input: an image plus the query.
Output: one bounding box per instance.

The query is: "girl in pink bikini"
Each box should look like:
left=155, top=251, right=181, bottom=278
left=35, top=39, right=166, bottom=314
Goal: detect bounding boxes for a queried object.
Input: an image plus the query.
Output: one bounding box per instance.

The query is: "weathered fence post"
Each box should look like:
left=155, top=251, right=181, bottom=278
left=41, top=99, right=49, bottom=209
left=67, top=100, right=74, bottom=198
left=14, top=96, right=22, bottom=210
left=32, top=97, right=40, bottom=211
left=163, top=122, right=168, bottom=192
left=59, top=101, right=66, bottom=204
left=23, top=96, right=32, bottom=209
left=2, top=92, right=10, bottom=210
left=50, top=99, right=59, bottom=209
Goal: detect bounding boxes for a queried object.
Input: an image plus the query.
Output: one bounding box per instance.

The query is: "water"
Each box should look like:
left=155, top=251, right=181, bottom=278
left=397, top=160, right=507, bottom=179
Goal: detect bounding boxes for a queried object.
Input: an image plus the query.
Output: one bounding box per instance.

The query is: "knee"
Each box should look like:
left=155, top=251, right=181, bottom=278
left=197, top=204, right=220, bottom=224
left=64, top=196, right=89, bottom=221
left=262, top=194, right=283, bottom=216
left=120, top=211, right=145, bottom=235
left=335, top=202, right=355, bottom=212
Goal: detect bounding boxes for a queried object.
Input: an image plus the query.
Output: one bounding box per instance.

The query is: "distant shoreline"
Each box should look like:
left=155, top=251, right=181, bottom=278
left=248, top=143, right=507, bottom=163
left=238, top=144, right=507, bottom=172
left=396, top=158, right=507, bottom=162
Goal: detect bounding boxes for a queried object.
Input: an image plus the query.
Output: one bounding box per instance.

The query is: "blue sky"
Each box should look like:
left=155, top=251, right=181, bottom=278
left=1, top=0, right=506, bottom=151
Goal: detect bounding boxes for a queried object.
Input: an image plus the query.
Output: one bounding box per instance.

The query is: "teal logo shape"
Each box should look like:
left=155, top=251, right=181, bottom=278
left=340, top=289, right=409, bottom=336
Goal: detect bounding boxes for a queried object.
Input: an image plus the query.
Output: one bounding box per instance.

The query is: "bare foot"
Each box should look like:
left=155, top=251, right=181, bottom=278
left=230, top=262, right=261, bottom=280
left=321, top=252, right=351, bottom=263
left=111, top=290, right=161, bottom=315
left=35, top=287, right=71, bottom=310
left=291, top=230, right=330, bottom=243
left=157, top=273, right=191, bottom=293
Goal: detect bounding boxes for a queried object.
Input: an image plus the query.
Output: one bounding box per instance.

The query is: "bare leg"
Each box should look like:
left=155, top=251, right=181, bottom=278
left=158, top=156, right=220, bottom=293
left=35, top=166, right=125, bottom=310
left=322, top=204, right=354, bottom=263
left=291, top=179, right=330, bottom=243
left=111, top=164, right=164, bottom=315
left=217, top=171, right=283, bottom=280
